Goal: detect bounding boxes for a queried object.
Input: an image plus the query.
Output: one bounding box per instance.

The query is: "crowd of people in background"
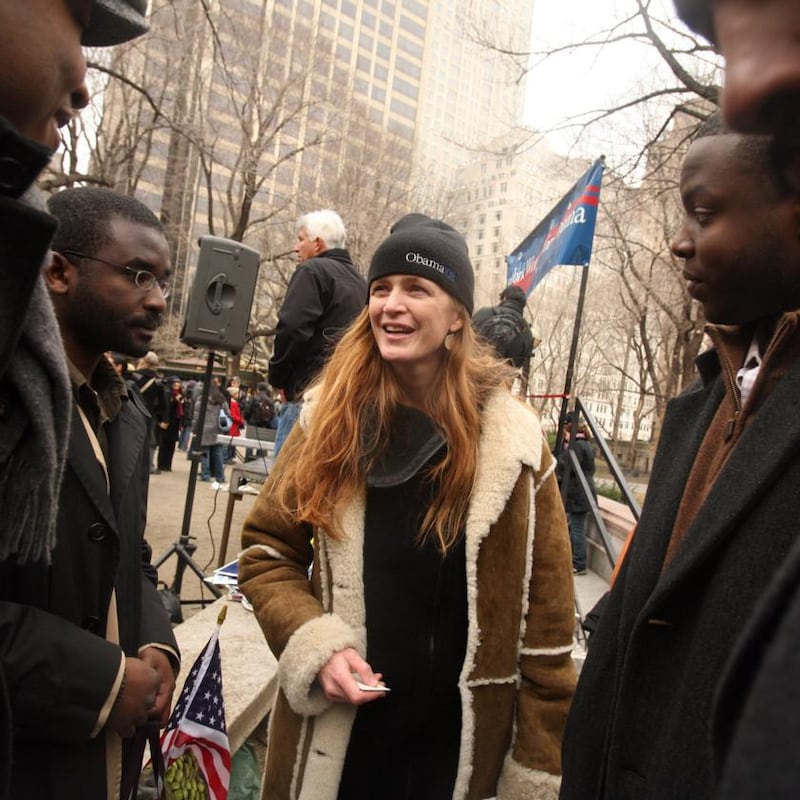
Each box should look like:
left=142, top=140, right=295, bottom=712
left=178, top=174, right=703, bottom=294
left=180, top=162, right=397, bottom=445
left=108, top=354, right=283, bottom=492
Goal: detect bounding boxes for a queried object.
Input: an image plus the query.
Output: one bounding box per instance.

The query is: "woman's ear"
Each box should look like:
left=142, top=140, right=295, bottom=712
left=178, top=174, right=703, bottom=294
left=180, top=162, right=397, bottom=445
left=44, top=251, right=74, bottom=296
left=449, top=316, right=465, bottom=334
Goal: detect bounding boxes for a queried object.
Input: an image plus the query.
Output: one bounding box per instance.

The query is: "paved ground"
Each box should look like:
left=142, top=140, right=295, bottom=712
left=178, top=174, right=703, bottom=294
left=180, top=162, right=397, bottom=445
left=574, top=569, right=608, bottom=620
left=572, top=569, right=609, bottom=668
left=146, top=447, right=260, bottom=618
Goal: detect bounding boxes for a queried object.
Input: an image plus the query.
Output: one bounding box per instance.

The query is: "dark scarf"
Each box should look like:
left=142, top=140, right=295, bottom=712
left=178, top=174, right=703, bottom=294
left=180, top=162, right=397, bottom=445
left=1, top=273, right=71, bottom=562
left=0, top=187, right=71, bottom=563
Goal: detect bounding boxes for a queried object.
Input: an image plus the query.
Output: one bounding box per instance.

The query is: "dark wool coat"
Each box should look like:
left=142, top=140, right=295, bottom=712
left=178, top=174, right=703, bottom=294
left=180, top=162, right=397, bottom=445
left=0, top=117, right=72, bottom=800
left=560, top=345, right=800, bottom=800
left=268, top=249, right=366, bottom=400
left=555, top=436, right=595, bottom=514
left=240, top=389, right=576, bottom=800
left=713, top=485, right=800, bottom=799
left=0, top=387, right=178, bottom=799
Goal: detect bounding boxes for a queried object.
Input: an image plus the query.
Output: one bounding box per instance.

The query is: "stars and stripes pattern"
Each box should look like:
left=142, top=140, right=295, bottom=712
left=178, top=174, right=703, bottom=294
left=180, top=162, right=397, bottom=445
left=161, top=623, right=231, bottom=799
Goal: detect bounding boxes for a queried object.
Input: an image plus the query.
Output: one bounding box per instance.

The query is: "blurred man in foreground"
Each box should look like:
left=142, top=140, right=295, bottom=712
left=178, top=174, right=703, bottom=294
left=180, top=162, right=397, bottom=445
left=0, top=2, right=152, bottom=798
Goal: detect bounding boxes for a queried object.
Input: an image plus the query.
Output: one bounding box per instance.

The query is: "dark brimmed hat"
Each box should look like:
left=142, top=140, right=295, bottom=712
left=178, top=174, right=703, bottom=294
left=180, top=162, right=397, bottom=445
left=368, top=213, right=474, bottom=313
left=83, top=0, right=150, bottom=47
left=673, top=1, right=715, bottom=45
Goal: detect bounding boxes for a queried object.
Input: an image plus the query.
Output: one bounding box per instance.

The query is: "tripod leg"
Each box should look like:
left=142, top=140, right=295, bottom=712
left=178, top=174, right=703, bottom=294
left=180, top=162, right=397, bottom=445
left=153, top=542, right=179, bottom=570
left=171, top=544, right=223, bottom=599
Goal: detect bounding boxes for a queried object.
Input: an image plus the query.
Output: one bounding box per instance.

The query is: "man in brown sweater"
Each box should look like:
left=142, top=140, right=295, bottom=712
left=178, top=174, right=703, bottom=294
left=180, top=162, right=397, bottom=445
left=560, top=112, right=800, bottom=800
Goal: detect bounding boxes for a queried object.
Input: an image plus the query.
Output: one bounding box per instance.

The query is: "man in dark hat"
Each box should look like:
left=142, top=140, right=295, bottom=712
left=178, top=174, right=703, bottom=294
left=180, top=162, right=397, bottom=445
left=0, top=3, right=151, bottom=798
left=472, top=284, right=535, bottom=369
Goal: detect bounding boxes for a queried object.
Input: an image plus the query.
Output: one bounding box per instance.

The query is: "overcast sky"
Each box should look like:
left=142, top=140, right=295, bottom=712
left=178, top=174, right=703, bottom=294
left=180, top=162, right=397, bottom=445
left=522, top=0, right=703, bottom=164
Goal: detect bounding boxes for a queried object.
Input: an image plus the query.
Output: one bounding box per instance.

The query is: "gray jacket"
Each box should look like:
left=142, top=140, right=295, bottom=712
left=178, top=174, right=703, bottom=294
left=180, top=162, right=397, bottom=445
left=192, top=384, right=231, bottom=447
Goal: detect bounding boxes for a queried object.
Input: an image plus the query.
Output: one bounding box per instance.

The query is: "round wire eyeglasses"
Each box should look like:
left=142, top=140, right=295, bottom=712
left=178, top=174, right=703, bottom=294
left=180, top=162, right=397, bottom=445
left=59, top=249, right=171, bottom=298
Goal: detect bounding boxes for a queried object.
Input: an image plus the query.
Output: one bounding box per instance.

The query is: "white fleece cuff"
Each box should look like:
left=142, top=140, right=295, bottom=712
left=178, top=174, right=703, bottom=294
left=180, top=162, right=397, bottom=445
left=278, top=613, right=361, bottom=716
left=496, top=755, right=561, bottom=800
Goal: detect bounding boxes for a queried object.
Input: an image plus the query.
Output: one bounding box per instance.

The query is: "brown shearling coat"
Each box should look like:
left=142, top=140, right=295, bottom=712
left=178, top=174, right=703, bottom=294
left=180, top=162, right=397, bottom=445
left=239, top=389, right=576, bottom=800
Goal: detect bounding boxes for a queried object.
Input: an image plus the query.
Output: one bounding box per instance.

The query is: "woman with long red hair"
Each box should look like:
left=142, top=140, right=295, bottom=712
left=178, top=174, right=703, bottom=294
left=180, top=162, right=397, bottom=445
left=240, top=214, right=575, bottom=800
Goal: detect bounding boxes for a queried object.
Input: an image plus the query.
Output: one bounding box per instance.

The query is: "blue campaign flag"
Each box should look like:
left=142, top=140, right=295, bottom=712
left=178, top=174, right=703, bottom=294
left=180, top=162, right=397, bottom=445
left=506, top=157, right=605, bottom=297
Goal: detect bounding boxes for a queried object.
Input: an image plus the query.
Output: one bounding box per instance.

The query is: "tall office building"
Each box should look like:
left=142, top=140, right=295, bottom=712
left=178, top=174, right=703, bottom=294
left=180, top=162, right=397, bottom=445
left=413, top=0, right=533, bottom=182
left=96, top=0, right=536, bottom=325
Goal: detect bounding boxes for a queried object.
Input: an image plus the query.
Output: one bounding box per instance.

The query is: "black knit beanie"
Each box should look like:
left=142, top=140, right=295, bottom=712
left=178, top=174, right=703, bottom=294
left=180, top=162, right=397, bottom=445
left=368, top=213, right=474, bottom=313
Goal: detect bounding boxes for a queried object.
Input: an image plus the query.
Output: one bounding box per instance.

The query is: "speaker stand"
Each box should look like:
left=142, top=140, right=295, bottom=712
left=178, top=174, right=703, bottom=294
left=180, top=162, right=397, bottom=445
left=154, top=350, right=223, bottom=619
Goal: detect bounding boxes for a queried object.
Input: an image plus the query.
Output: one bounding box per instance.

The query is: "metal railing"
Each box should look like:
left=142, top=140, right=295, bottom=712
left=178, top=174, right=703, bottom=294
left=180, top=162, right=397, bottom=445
left=558, top=397, right=641, bottom=573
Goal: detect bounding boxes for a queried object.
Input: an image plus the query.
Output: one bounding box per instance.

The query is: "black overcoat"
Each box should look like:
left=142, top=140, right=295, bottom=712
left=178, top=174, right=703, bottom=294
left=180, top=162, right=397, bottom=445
left=713, top=490, right=800, bottom=799
left=0, top=120, right=66, bottom=799
left=556, top=436, right=596, bottom=514
left=0, top=389, right=177, bottom=799
left=268, top=249, right=366, bottom=400
left=560, top=348, right=800, bottom=800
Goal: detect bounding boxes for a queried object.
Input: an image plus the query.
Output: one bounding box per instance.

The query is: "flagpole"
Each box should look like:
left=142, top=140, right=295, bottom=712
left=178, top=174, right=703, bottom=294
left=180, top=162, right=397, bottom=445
left=554, top=261, right=590, bottom=455
left=504, top=154, right=605, bottom=450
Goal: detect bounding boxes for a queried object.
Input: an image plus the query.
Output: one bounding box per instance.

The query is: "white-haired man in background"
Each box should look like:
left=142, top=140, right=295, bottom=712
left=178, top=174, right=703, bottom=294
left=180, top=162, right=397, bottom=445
left=268, top=209, right=367, bottom=456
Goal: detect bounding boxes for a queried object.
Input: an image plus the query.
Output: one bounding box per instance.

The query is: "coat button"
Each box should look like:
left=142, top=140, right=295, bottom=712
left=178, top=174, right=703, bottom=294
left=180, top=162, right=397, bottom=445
left=88, top=522, right=108, bottom=542
left=82, top=615, right=100, bottom=633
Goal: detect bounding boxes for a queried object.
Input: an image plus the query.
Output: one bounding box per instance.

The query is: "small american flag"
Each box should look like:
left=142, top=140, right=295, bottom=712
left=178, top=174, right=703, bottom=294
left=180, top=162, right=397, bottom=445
left=161, top=607, right=231, bottom=799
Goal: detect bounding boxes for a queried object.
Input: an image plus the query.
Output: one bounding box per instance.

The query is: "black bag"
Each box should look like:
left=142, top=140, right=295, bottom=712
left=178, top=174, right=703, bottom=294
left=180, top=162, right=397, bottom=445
left=251, top=396, right=275, bottom=426
left=121, top=725, right=167, bottom=800
left=158, top=581, right=183, bottom=624
left=475, top=306, right=528, bottom=366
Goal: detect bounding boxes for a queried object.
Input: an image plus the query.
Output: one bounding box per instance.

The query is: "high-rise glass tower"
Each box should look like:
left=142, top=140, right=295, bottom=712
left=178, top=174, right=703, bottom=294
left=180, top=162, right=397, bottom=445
left=97, top=0, right=536, bottom=317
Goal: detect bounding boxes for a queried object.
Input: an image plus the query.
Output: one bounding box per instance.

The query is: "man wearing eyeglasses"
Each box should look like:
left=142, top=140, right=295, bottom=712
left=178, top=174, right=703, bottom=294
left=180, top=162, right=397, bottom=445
left=0, top=187, right=179, bottom=800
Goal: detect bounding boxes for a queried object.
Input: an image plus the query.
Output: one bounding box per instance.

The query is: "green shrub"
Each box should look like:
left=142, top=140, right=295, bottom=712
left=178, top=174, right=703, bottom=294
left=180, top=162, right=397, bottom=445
left=596, top=481, right=624, bottom=503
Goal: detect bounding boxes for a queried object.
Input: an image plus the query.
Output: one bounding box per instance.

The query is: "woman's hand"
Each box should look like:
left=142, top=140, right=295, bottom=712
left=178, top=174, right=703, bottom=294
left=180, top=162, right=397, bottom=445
left=318, top=648, right=387, bottom=705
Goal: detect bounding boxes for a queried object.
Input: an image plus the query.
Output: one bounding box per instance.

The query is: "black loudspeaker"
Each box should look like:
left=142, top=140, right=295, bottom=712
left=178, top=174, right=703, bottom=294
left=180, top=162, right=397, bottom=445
left=180, top=236, right=261, bottom=354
